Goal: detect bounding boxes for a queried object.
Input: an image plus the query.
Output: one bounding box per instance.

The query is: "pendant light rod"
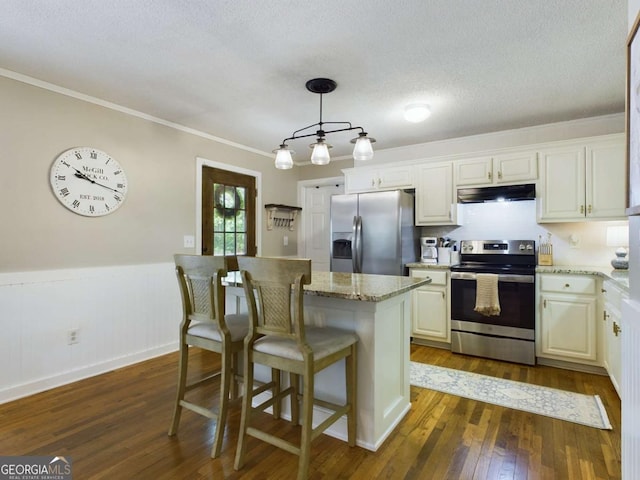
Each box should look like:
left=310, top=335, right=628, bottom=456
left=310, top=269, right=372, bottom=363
left=281, top=123, right=365, bottom=144
left=274, top=78, right=375, bottom=169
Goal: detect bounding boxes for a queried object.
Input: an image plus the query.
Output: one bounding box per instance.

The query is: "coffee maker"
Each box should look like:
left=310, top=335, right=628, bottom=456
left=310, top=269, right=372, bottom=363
left=420, top=237, right=438, bottom=264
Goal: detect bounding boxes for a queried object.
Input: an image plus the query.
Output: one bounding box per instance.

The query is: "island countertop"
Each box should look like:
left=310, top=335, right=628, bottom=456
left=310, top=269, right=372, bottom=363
left=303, top=271, right=430, bottom=302
left=225, top=270, right=430, bottom=302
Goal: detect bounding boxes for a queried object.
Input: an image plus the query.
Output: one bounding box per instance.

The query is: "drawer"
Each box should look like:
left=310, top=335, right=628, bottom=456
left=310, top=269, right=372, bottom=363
left=411, top=269, right=447, bottom=285
left=539, top=275, right=596, bottom=294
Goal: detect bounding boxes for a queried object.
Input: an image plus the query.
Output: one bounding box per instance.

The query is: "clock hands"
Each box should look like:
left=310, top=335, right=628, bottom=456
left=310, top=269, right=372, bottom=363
left=72, top=168, right=124, bottom=194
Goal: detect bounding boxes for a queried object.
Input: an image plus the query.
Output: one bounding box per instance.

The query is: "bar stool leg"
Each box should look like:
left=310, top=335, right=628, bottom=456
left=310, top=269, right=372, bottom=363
left=168, top=343, right=188, bottom=436
left=211, top=346, right=232, bottom=458
left=234, top=354, right=254, bottom=470
left=289, top=373, right=300, bottom=425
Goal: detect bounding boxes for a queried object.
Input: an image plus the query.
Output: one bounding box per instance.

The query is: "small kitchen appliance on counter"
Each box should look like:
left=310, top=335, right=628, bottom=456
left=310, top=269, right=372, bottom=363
left=420, top=237, right=438, bottom=264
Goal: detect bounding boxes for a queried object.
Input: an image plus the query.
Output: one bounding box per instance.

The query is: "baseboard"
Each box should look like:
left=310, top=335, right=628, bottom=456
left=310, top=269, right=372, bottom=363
left=411, top=337, right=451, bottom=350
left=0, top=342, right=178, bottom=404
left=535, top=357, right=607, bottom=376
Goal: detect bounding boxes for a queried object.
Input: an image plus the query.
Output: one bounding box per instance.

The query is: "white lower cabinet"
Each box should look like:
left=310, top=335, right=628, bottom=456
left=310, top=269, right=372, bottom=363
left=602, top=279, right=625, bottom=397
left=537, top=274, right=600, bottom=366
left=411, top=268, right=450, bottom=344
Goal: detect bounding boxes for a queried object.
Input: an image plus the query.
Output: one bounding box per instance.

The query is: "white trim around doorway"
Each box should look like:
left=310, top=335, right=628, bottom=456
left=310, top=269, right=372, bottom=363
left=196, top=157, right=263, bottom=256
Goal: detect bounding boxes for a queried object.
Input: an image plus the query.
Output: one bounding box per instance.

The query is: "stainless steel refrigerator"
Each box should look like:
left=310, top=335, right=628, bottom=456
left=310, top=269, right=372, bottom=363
left=330, top=190, right=418, bottom=276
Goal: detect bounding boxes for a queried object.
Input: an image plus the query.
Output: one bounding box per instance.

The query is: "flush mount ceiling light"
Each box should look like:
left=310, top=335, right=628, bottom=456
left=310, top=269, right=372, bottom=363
left=404, top=103, right=431, bottom=123
left=274, top=78, right=375, bottom=169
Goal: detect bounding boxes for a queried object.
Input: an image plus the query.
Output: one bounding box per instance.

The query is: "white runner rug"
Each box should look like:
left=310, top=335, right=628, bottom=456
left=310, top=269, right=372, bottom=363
left=410, top=362, right=612, bottom=430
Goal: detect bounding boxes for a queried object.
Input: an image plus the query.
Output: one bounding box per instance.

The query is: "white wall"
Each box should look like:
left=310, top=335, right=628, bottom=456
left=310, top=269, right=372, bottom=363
left=0, top=263, right=179, bottom=403
left=421, top=201, right=627, bottom=267
left=359, top=114, right=624, bottom=167
left=624, top=3, right=640, bottom=479
left=0, top=73, right=301, bottom=403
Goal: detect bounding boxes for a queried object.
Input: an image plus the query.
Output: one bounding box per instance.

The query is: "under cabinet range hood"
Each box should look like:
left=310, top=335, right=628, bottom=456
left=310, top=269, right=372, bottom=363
left=457, top=183, right=536, bottom=204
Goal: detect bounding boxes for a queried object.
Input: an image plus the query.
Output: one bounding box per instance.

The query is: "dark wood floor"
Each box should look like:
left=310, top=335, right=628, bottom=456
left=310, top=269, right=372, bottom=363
left=0, top=344, right=621, bottom=479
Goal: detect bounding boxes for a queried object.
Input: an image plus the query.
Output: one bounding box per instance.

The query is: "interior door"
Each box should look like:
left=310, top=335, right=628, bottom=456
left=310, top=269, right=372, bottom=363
left=303, top=185, right=343, bottom=271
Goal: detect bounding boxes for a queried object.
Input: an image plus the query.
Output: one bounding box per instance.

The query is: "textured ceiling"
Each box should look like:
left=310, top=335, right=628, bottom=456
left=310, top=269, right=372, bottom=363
left=0, top=0, right=628, bottom=161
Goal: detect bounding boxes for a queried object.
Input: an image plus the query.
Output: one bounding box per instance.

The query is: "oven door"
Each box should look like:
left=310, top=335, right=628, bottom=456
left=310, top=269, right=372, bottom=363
left=450, top=272, right=535, bottom=329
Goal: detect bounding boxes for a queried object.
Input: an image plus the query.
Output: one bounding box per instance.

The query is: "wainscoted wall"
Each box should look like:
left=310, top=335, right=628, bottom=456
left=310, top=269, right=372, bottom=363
left=0, top=263, right=180, bottom=403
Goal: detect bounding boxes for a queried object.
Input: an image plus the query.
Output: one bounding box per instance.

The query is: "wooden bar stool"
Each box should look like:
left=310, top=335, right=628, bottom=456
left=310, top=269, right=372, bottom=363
left=168, top=254, right=248, bottom=458
left=234, top=256, right=358, bottom=480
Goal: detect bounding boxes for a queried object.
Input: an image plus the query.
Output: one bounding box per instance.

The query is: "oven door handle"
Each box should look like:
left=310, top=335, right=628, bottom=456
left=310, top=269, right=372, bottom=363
left=450, top=272, right=534, bottom=283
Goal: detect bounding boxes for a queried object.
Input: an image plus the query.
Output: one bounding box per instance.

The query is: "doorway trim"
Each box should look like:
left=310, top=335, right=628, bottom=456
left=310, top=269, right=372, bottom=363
left=196, top=157, right=263, bottom=255
left=296, top=176, right=344, bottom=258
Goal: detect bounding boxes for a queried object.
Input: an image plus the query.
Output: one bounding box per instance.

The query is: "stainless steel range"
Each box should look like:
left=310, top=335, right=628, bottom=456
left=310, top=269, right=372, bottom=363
left=450, top=240, right=536, bottom=365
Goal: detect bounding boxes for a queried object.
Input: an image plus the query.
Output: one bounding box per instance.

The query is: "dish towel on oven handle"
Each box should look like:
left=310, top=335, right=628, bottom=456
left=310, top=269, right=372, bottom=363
left=474, top=273, right=501, bottom=316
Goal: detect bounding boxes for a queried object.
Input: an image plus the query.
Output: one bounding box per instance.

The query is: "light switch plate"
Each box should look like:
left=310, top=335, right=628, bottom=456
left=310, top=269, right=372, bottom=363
left=183, top=235, right=195, bottom=248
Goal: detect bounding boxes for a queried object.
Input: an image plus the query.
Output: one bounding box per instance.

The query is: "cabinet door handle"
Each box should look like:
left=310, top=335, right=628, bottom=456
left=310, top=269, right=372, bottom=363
left=442, top=291, right=445, bottom=299
left=488, top=171, right=492, bottom=180
left=613, top=321, right=622, bottom=336
left=580, top=205, right=585, bottom=214
left=543, top=299, right=547, bottom=308
left=377, top=178, right=382, bottom=186
left=498, top=171, right=502, bottom=179
left=604, top=310, right=610, bottom=321
left=371, top=179, right=375, bottom=187
left=601, top=288, right=607, bottom=293
left=588, top=205, right=592, bottom=214
left=564, top=283, right=570, bottom=288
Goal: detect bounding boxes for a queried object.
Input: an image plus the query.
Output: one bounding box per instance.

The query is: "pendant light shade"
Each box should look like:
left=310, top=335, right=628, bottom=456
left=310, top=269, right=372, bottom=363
left=273, top=144, right=294, bottom=170
left=274, top=78, right=374, bottom=169
left=351, top=132, right=375, bottom=161
left=310, top=139, right=332, bottom=165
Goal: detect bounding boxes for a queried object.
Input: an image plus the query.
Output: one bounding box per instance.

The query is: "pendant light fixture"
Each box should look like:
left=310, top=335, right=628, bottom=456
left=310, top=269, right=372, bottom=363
left=274, top=78, right=375, bottom=169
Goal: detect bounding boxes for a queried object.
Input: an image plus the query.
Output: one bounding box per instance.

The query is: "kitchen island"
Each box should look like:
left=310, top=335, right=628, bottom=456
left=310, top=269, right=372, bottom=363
left=225, top=271, right=430, bottom=451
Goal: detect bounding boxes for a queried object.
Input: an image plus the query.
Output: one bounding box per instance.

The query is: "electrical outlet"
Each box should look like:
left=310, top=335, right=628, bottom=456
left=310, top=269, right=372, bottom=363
left=67, top=328, right=79, bottom=345
left=569, top=233, right=581, bottom=249
left=283, top=235, right=289, bottom=246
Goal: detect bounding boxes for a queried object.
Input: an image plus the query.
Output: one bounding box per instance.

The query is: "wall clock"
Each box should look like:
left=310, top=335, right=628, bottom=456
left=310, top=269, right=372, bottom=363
left=50, top=147, right=128, bottom=216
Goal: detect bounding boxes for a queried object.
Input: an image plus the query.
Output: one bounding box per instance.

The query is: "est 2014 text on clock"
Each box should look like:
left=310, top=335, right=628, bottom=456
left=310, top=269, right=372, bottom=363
left=50, top=147, right=128, bottom=217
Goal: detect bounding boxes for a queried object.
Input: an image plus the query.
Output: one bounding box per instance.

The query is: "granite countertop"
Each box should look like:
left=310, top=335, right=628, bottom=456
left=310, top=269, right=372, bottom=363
left=406, top=262, right=630, bottom=293
left=304, top=271, right=430, bottom=301
left=536, top=265, right=629, bottom=292
left=225, top=271, right=431, bottom=302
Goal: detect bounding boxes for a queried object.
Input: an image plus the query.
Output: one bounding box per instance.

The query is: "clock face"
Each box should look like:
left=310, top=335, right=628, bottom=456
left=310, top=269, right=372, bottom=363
left=50, top=147, right=128, bottom=217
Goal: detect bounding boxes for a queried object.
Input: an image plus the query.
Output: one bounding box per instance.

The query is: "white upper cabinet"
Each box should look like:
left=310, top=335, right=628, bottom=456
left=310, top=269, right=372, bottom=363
left=415, top=162, right=460, bottom=225
left=455, top=151, right=538, bottom=187
left=344, top=165, right=415, bottom=193
left=537, top=135, right=626, bottom=222
left=586, top=139, right=627, bottom=219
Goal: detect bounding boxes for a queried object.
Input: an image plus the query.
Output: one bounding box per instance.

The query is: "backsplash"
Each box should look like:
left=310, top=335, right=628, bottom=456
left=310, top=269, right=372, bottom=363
left=420, top=200, right=628, bottom=267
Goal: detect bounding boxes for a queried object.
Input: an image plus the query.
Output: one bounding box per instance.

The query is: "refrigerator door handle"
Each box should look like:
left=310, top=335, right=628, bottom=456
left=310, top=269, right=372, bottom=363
left=351, top=215, right=358, bottom=273
left=355, top=215, right=363, bottom=273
